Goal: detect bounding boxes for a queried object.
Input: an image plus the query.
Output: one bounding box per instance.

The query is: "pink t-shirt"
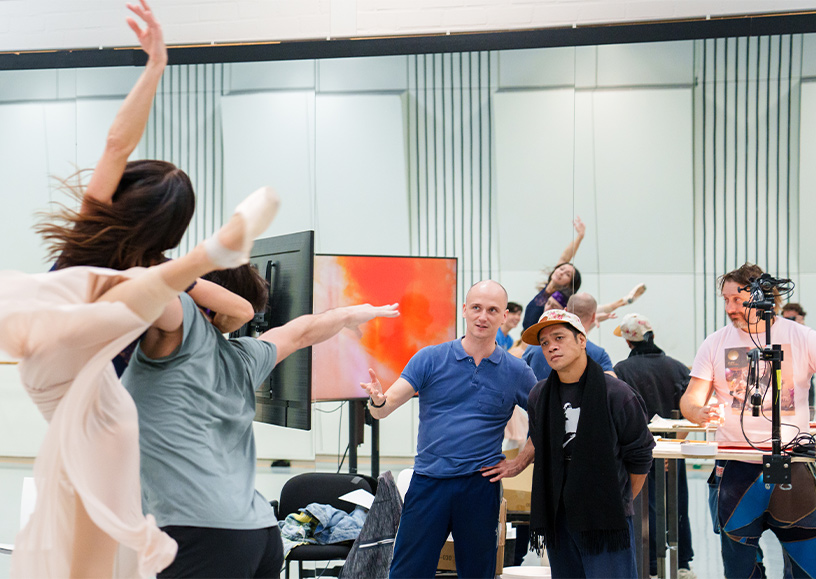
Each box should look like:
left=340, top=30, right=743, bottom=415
left=690, top=316, right=816, bottom=444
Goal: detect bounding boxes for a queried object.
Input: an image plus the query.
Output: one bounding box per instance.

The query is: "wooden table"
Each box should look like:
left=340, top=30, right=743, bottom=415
left=648, top=435, right=815, bottom=579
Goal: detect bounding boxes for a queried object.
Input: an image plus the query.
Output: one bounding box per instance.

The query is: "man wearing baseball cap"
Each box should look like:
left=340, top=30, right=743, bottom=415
left=522, top=292, right=614, bottom=380
left=613, top=313, right=695, bottom=579
left=521, top=309, right=654, bottom=578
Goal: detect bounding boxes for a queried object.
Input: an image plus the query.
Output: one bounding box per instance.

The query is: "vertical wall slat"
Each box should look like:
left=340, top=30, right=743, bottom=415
left=146, top=62, right=223, bottom=259
left=407, top=50, right=494, bottom=331
left=694, top=34, right=800, bottom=337
left=702, top=38, right=708, bottom=331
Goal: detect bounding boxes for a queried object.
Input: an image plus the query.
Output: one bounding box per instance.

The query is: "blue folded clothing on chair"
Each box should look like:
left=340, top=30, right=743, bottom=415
left=279, top=502, right=367, bottom=558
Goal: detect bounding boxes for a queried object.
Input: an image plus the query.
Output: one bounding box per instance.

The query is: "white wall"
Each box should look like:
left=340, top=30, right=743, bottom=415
left=220, top=57, right=413, bottom=459
left=2, top=1, right=816, bottom=52
left=493, top=42, right=696, bottom=365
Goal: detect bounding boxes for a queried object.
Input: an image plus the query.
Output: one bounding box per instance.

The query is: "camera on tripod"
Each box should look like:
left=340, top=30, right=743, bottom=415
left=738, top=273, right=795, bottom=484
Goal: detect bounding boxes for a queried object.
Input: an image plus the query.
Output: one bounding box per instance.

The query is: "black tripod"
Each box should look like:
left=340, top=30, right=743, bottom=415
left=741, top=274, right=793, bottom=485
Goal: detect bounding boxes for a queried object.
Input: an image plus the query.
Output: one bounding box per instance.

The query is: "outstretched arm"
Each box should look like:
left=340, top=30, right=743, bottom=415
left=82, top=0, right=167, bottom=213
left=594, top=311, right=617, bottom=325
left=259, top=303, right=399, bottom=364
left=360, top=370, right=416, bottom=419
left=557, top=216, right=586, bottom=264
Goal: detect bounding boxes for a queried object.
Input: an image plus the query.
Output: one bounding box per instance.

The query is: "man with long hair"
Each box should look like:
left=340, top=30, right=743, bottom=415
left=681, top=263, right=816, bottom=577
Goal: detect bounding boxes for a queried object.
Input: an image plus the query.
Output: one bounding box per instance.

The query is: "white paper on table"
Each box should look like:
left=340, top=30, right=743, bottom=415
left=649, top=415, right=699, bottom=429
left=339, top=488, right=375, bottom=510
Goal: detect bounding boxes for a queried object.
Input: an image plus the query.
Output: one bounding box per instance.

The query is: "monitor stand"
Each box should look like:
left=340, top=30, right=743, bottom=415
left=347, top=400, right=380, bottom=478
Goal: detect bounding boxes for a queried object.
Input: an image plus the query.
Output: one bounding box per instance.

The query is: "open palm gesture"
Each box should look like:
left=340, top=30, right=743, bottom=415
left=126, top=0, right=167, bottom=65
left=360, top=369, right=386, bottom=405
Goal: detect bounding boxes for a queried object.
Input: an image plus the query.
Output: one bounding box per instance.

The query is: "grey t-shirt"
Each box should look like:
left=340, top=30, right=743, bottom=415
left=123, top=293, right=278, bottom=530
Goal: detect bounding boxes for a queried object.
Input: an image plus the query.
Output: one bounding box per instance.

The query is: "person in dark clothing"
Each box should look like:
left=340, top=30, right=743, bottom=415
left=613, top=313, right=695, bottom=579
left=516, top=309, right=654, bottom=578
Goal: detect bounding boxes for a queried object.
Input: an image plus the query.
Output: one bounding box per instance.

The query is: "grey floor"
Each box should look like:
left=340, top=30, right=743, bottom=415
left=659, top=466, right=784, bottom=578
left=0, top=460, right=787, bottom=578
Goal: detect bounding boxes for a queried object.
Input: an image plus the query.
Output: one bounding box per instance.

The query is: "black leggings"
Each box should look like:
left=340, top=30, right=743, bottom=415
left=158, top=525, right=284, bottom=578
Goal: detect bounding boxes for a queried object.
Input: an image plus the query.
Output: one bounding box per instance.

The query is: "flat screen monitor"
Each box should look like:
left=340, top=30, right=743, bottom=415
left=311, top=254, right=457, bottom=402
left=238, top=231, right=314, bottom=430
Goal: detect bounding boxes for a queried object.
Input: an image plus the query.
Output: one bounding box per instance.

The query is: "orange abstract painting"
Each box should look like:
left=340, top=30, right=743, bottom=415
left=312, top=255, right=457, bottom=401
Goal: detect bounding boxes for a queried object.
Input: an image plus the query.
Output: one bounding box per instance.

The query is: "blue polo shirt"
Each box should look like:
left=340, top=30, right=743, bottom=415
left=522, top=339, right=614, bottom=381
left=401, top=338, right=538, bottom=478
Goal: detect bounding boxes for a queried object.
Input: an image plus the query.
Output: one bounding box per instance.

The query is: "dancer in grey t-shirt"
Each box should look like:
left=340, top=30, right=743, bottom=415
left=124, top=264, right=398, bottom=578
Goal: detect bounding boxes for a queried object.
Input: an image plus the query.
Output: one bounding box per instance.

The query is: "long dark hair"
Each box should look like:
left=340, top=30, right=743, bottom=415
left=202, top=265, right=269, bottom=312
left=38, top=160, right=195, bottom=270
left=537, top=262, right=582, bottom=292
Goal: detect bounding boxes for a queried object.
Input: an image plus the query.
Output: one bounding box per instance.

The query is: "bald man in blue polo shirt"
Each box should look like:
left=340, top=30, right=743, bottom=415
left=362, top=280, right=538, bottom=578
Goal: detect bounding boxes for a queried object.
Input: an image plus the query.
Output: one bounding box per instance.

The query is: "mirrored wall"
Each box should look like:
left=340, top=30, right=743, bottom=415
left=3, top=30, right=816, bottom=458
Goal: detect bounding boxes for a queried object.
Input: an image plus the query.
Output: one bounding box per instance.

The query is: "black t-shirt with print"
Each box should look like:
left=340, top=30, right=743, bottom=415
left=559, top=381, right=581, bottom=458
left=527, top=371, right=655, bottom=516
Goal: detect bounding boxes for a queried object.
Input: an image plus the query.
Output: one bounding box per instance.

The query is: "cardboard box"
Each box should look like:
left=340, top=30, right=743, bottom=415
left=437, top=498, right=507, bottom=575
left=502, top=448, right=533, bottom=513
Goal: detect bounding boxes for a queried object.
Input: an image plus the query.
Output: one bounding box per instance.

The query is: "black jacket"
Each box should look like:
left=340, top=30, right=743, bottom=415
left=613, top=341, right=690, bottom=420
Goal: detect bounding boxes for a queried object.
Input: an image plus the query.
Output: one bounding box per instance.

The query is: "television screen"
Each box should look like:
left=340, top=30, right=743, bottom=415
left=311, top=255, right=457, bottom=401
left=236, top=231, right=314, bottom=430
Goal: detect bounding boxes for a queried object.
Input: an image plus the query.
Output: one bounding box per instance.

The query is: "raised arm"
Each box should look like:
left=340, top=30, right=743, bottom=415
left=258, top=303, right=399, bottom=364
left=187, top=279, right=254, bottom=333
left=138, top=298, right=185, bottom=359
left=360, top=370, right=416, bottom=419
left=82, top=0, right=167, bottom=213
left=557, top=216, right=586, bottom=264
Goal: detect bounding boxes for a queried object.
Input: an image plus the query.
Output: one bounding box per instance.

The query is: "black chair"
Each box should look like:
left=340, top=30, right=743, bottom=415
left=272, top=472, right=378, bottom=579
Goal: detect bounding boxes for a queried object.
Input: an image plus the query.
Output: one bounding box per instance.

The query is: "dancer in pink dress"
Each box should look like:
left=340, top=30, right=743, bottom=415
left=0, top=185, right=281, bottom=578
left=1, top=2, right=277, bottom=576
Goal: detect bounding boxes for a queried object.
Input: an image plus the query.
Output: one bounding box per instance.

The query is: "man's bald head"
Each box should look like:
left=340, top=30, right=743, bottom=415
left=567, top=292, right=597, bottom=329
left=465, top=280, right=509, bottom=309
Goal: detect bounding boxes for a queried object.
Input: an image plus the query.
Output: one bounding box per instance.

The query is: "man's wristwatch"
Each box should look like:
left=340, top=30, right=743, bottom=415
left=369, top=397, right=386, bottom=408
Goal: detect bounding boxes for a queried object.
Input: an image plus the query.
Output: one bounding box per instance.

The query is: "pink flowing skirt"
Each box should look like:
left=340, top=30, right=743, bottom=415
left=0, top=266, right=177, bottom=578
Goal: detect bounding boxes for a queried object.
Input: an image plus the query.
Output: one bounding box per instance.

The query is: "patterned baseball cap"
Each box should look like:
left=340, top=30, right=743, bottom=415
left=521, top=309, right=587, bottom=345
left=613, top=313, right=653, bottom=342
